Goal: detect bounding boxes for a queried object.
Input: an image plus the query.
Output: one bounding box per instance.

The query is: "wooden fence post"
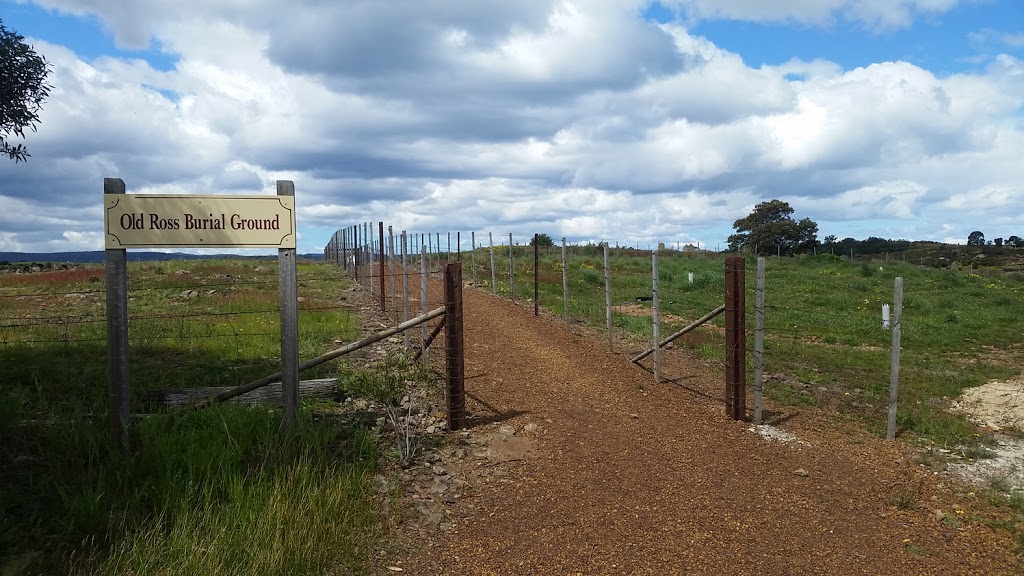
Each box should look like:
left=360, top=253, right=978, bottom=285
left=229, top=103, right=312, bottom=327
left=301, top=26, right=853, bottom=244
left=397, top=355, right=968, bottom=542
left=104, top=178, right=131, bottom=452
left=724, top=256, right=746, bottom=420
left=604, top=243, right=612, bottom=351
left=887, top=277, right=903, bottom=440
left=561, top=237, right=569, bottom=330
left=754, top=257, right=765, bottom=425
left=489, top=232, right=496, bottom=294
left=277, top=180, right=300, bottom=430
left=445, top=262, right=466, bottom=430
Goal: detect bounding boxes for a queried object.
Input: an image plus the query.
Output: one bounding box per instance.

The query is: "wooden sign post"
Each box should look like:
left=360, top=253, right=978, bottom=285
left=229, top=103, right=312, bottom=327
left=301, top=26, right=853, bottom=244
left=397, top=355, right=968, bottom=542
left=103, top=179, right=300, bottom=448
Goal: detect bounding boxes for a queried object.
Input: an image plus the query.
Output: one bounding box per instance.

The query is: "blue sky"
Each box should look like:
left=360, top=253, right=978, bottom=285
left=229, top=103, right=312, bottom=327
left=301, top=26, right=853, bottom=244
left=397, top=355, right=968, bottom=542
left=0, top=0, right=1022, bottom=254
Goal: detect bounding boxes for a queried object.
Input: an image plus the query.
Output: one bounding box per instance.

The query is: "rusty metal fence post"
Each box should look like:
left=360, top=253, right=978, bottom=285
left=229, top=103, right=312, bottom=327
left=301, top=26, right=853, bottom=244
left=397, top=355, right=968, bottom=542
left=725, top=256, right=746, bottom=420
left=444, top=262, right=466, bottom=430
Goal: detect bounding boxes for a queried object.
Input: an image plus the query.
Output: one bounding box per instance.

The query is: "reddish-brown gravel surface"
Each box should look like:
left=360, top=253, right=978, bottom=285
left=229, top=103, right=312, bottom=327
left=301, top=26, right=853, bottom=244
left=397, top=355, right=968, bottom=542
left=394, top=286, right=1020, bottom=575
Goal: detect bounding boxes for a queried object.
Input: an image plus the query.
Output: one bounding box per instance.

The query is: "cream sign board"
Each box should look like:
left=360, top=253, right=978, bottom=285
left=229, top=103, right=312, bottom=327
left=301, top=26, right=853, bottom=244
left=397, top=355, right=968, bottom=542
left=104, top=195, right=296, bottom=249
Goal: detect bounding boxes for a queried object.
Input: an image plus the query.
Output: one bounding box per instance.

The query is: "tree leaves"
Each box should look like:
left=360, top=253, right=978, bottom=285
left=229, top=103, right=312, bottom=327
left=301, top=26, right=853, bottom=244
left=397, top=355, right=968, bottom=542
left=0, top=18, right=52, bottom=163
left=727, top=199, right=819, bottom=255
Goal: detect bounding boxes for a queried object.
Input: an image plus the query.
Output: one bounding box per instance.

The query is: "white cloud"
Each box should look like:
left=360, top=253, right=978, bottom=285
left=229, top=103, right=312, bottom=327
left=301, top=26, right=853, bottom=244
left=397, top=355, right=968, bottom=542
left=1, top=1, right=1022, bottom=254
left=665, top=0, right=961, bottom=29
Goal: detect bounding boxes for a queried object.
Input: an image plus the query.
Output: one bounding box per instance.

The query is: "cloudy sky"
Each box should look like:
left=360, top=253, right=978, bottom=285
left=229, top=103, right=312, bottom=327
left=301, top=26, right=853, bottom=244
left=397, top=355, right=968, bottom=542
left=1, top=0, right=1022, bottom=254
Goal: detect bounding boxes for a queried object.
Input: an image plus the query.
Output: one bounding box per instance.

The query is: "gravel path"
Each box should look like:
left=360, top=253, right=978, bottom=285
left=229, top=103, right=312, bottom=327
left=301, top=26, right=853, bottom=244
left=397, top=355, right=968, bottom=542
left=395, top=285, right=1019, bottom=575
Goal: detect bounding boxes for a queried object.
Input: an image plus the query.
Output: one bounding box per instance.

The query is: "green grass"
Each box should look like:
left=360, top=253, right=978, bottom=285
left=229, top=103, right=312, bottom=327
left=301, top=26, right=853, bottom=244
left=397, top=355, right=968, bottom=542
left=470, top=245, right=1024, bottom=446
left=0, top=259, right=391, bottom=575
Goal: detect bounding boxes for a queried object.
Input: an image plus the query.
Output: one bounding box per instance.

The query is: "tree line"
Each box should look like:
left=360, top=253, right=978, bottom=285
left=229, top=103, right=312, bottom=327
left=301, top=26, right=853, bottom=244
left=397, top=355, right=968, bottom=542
left=727, top=199, right=1022, bottom=257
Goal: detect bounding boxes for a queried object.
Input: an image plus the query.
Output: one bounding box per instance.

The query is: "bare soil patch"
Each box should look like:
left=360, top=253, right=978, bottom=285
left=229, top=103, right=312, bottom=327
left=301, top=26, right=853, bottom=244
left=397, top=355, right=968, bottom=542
left=952, top=378, right=1024, bottom=432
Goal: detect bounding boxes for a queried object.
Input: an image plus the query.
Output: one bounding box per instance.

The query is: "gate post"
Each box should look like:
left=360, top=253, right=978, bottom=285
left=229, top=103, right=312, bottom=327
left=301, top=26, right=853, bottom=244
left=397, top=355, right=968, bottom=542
left=444, top=262, right=466, bottom=430
left=725, top=256, right=746, bottom=420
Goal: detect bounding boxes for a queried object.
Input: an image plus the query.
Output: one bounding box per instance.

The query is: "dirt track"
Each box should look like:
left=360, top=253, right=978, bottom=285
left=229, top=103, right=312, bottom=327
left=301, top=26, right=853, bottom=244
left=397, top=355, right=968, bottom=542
left=396, top=285, right=1019, bottom=575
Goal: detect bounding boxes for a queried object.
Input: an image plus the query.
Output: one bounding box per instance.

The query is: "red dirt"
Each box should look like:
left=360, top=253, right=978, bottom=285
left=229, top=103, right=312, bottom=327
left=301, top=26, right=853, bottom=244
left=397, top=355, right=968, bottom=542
left=392, top=285, right=1020, bottom=575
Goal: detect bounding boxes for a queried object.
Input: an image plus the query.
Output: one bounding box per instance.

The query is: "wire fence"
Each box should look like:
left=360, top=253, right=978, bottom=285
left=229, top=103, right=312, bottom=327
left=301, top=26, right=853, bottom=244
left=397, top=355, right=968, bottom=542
left=327, top=226, right=1024, bottom=438
left=0, top=261, right=357, bottom=412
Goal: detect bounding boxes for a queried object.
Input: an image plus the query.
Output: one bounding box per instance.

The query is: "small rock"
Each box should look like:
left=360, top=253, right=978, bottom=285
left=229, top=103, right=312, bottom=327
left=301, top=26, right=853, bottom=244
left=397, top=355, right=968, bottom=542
left=629, top=413, right=640, bottom=419
left=180, top=289, right=198, bottom=298
left=934, top=509, right=945, bottom=521
left=498, top=425, right=516, bottom=437
left=523, top=423, right=539, bottom=434
left=793, top=468, right=809, bottom=477
left=432, top=465, right=447, bottom=476
left=175, top=269, right=190, bottom=275
left=430, top=478, right=448, bottom=494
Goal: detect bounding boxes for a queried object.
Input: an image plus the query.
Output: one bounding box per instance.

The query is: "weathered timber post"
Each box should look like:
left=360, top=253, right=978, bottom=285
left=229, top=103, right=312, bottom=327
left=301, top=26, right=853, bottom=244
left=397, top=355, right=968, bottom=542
left=278, top=180, right=300, bottom=430
left=887, top=277, right=903, bottom=440
left=104, top=178, right=131, bottom=452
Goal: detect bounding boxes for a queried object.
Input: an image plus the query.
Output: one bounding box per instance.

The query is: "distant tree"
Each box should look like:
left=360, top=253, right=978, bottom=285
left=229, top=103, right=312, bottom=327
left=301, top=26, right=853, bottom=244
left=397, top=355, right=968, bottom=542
left=796, top=217, right=818, bottom=252
left=0, top=18, right=52, bottom=163
left=727, top=199, right=818, bottom=256
left=529, top=233, right=554, bottom=247
left=823, top=234, right=837, bottom=245
left=994, top=237, right=1004, bottom=247
left=1008, top=235, right=1024, bottom=248
left=967, top=231, right=985, bottom=246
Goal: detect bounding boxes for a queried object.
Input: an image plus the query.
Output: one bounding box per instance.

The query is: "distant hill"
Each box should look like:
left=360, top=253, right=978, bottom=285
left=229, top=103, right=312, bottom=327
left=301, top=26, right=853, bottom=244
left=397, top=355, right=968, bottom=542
left=0, top=251, right=325, bottom=264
